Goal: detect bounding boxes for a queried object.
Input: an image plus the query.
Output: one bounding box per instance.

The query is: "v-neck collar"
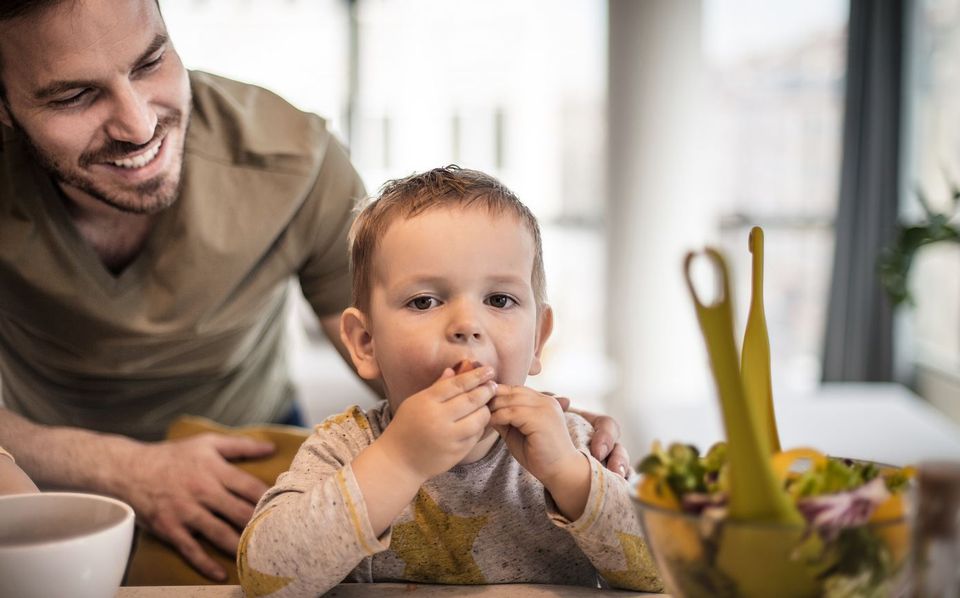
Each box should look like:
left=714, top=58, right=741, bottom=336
left=34, top=164, right=178, bottom=296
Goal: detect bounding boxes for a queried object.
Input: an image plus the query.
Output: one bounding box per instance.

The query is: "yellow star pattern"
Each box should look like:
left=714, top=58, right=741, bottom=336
left=320, top=406, right=370, bottom=432
left=391, top=489, right=488, bottom=584
left=598, top=532, right=664, bottom=592
left=237, top=510, right=294, bottom=597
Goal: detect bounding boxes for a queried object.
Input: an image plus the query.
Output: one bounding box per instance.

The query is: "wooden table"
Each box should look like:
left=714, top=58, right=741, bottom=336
left=117, top=584, right=660, bottom=597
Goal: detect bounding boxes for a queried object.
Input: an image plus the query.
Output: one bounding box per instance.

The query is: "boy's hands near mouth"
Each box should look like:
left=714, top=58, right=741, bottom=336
left=352, top=364, right=497, bottom=536
left=489, top=385, right=591, bottom=521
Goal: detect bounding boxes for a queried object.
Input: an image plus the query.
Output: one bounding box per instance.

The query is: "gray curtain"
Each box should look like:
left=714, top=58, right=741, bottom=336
left=822, top=0, right=905, bottom=382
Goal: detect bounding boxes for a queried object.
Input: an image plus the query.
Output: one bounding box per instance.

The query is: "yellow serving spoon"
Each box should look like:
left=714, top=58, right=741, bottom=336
left=683, top=248, right=817, bottom=597
left=741, top=227, right=781, bottom=454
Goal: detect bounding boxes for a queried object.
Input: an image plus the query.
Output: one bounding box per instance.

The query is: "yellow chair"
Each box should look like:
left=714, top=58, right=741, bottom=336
left=125, top=416, right=309, bottom=586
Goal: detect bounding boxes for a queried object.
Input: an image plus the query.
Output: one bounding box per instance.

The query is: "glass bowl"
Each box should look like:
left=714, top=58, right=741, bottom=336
left=631, top=493, right=909, bottom=598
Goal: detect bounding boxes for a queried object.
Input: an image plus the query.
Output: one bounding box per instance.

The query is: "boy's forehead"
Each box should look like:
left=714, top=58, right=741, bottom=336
left=371, top=206, right=535, bottom=279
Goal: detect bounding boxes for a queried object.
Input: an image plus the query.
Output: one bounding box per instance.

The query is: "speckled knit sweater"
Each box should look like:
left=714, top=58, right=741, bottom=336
left=238, top=402, right=662, bottom=597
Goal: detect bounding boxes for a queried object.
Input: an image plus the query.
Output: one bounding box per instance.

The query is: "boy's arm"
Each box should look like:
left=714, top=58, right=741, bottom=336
left=240, top=367, right=498, bottom=597
left=489, top=393, right=662, bottom=592
left=238, top=407, right=391, bottom=597
left=488, top=385, right=592, bottom=519
left=546, top=415, right=664, bottom=592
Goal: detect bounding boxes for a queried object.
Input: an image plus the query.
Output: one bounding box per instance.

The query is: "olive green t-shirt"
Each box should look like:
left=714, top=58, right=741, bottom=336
left=0, top=71, right=364, bottom=440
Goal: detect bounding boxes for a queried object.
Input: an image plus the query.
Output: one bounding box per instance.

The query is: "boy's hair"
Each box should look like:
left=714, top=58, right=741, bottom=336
left=349, top=165, right=546, bottom=312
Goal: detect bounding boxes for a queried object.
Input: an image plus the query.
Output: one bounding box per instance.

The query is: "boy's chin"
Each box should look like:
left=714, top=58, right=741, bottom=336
left=458, top=427, right=501, bottom=465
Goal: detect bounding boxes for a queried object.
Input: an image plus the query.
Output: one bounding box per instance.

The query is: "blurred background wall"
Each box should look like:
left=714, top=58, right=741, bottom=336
left=160, top=0, right=960, bottom=454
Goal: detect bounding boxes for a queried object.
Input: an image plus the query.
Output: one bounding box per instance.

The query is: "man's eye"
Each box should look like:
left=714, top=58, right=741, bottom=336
left=51, top=89, right=92, bottom=108
left=486, top=294, right=516, bottom=309
left=137, top=54, right=164, bottom=74
left=408, top=297, right=438, bottom=310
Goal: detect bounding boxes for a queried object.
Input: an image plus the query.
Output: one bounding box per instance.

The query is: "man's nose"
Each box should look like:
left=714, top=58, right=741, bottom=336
left=104, top=82, right=156, bottom=145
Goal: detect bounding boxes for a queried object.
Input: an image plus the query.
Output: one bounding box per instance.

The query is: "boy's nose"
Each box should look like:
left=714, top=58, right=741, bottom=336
left=446, top=305, right=483, bottom=343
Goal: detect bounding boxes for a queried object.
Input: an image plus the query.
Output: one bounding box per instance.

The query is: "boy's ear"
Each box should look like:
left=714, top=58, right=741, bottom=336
left=340, top=307, right=381, bottom=381
left=528, top=305, right=554, bottom=376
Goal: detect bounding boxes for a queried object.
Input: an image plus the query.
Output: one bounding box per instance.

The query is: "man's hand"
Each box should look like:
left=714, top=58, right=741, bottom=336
left=544, top=393, right=631, bottom=479
left=118, top=434, right=274, bottom=581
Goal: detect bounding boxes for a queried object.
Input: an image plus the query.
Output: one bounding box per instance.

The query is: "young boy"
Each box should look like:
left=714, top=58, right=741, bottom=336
left=238, top=166, right=662, bottom=596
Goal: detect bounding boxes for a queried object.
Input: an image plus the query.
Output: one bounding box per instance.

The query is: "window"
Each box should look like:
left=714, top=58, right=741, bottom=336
left=161, top=0, right=350, bottom=137
left=704, top=0, right=849, bottom=393
left=901, top=0, right=960, bottom=415
left=352, top=0, right=610, bottom=405
left=162, top=0, right=610, bottom=411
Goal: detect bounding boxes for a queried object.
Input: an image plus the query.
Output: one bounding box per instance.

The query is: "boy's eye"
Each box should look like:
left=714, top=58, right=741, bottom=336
left=408, top=296, right=438, bottom=310
left=486, top=294, right=516, bottom=309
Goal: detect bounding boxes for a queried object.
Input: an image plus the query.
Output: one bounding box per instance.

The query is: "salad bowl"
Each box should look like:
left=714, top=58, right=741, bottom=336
left=631, top=444, right=910, bottom=598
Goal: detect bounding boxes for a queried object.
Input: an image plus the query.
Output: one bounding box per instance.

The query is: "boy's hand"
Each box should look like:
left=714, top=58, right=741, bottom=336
left=379, top=365, right=497, bottom=482
left=545, top=393, right=630, bottom=479
left=489, top=385, right=591, bottom=519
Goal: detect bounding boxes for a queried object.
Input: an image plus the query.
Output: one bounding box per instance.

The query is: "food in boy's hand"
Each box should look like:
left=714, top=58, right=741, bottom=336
left=452, top=359, right=482, bottom=375
left=633, top=441, right=913, bottom=597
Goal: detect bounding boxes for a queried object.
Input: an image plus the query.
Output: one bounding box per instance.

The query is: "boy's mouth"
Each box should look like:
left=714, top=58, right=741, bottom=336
left=452, top=359, right=483, bottom=375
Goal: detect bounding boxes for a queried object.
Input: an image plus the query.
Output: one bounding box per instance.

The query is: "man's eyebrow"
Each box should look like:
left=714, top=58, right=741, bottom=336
left=32, top=33, right=168, bottom=101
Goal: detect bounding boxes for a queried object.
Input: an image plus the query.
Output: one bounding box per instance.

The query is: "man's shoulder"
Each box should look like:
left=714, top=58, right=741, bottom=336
left=185, top=71, right=332, bottom=174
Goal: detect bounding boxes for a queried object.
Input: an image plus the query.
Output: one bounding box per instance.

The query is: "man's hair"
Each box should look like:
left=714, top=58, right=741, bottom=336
left=349, top=165, right=547, bottom=312
left=0, top=0, right=161, bottom=99
left=0, top=0, right=62, bottom=20
left=0, top=1, right=64, bottom=100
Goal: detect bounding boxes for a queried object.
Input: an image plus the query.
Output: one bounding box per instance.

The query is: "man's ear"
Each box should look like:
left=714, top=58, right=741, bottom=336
left=340, top=307, right=381, bottom=381
left=528, top=304, right=554, bottom=376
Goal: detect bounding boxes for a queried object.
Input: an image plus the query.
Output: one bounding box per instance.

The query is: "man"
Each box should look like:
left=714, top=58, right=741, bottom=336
left=0, top=0, right=628, bottom=584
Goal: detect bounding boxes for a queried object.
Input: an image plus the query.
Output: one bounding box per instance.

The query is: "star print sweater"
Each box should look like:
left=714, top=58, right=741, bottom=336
left=238, top=403, right=663, bottom=597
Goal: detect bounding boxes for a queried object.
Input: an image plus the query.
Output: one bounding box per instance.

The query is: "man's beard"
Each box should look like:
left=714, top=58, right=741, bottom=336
left=12, top=110, right=189, bottom=215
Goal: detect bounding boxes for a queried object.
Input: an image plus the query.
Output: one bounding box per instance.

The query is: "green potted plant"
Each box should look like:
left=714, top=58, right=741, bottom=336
left=879, top=182, right=960, bottom=306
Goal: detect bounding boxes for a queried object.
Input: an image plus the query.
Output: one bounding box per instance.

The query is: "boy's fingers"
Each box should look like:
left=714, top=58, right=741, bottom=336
left=435, top=366, right=496, bottom=401
left=448, top=382, right=498, bottom=420
left=453, top=402, right=492, bottom=439
left=488, top=391, right=550, bottom=412
left=536, top=389, right=571, bottom=411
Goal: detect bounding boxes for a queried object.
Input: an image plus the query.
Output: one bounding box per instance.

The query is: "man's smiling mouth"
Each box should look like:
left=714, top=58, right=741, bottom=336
left=109, top=138, right=162, bottom=169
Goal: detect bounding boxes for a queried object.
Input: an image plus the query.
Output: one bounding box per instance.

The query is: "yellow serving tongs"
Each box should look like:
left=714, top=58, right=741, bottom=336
left=741, top=226, right=781, bottom=454
left=683, top=238, right=817, bottom=597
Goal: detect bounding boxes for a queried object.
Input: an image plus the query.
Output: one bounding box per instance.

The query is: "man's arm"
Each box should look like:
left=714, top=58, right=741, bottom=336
left=0, top=407, right=274, bottom=581
left=0, top=445, right=38, bottom=495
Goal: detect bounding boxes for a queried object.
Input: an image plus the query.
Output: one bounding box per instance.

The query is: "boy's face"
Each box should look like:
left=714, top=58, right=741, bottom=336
left=345, top=206, right=552, bottom=407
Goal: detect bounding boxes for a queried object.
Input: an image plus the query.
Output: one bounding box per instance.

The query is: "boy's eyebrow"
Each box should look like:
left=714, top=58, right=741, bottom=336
left=485, top=274, right=530, bottom=286
left=393, top=273, right=530, bottom=289
left=32, top=33, right=168, bottom=101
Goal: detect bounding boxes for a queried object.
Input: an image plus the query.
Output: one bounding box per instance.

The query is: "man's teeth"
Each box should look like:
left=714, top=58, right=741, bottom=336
left=111, top=143, right=160, bottom=169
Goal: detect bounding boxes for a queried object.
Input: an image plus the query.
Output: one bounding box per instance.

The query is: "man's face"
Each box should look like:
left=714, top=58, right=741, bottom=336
left=0, top=0, right=191, bottom=214
left=362, top=206, right=551, bottom=408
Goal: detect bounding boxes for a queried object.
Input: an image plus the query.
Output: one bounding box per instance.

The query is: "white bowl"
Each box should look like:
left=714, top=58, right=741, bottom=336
left=0, top=492, right=135, bottom=598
